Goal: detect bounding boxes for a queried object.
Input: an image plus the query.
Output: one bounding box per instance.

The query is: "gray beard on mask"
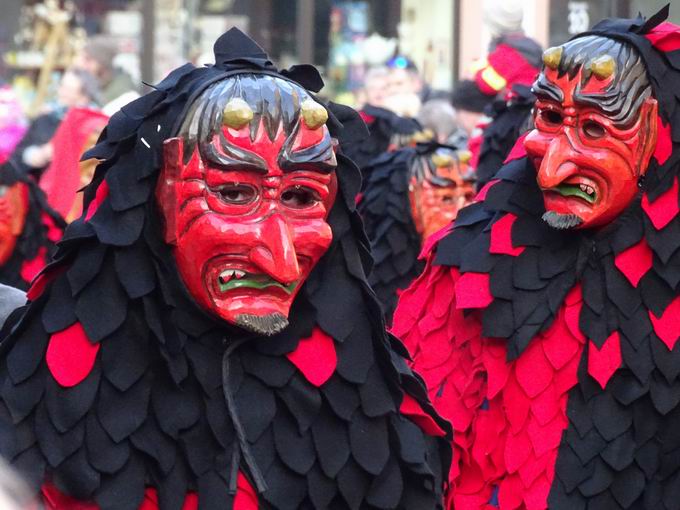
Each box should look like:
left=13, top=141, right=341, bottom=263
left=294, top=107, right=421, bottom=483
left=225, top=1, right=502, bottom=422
left=235, top=312, right=289, bottom=336
left=542, top=211, right=584, bottom=230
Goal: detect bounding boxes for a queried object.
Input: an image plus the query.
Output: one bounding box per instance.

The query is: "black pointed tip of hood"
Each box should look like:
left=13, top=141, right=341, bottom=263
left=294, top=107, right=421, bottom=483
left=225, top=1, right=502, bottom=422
left=213, top=27, right=270, bottom=68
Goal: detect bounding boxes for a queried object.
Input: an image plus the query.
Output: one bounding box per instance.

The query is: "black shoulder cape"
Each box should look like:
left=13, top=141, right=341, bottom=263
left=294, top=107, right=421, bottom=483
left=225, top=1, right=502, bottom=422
left=341, top=105, right=421, bottom=181
left=0, top=29, right=451, bottom=510
left=475, top=84, right=535, bottom=190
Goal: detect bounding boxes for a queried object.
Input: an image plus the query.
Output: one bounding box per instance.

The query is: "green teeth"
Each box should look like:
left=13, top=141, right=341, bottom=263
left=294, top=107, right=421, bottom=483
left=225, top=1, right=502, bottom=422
left=553, top=183, right=597, bottom=204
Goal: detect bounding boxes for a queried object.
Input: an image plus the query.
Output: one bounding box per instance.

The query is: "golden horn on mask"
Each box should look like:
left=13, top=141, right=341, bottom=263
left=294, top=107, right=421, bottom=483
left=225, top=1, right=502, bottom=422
left=542, top=46, right=563, bottom=70
left=589, top=55, right=616, bottom=80
left=301, top=99, right=328, bottom=129
left=431, top=152, right=454, bottom=168
left=222, top=98, right=254, bottom=129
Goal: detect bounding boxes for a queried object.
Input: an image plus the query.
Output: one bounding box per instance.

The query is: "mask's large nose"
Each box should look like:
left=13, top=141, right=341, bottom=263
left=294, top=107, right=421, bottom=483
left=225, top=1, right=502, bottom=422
left=536, top=133, right=580, bottom=189
left=249, top=213, right=301, bottom=284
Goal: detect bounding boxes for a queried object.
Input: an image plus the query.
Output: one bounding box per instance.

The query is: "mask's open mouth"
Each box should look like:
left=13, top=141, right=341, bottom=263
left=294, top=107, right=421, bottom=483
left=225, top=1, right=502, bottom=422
left=217, top=269, right=298, bottom=294
left=550, top=182, right=597, bottom=204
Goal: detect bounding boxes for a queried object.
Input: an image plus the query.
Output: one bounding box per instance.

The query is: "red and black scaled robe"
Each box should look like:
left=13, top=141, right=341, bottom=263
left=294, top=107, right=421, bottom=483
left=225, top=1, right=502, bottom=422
left=393, top=10, right=680, bottom=510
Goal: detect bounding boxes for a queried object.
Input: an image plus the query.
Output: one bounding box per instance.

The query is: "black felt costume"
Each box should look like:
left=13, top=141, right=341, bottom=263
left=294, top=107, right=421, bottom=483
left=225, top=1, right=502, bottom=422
left=393, top=8, right=680, bottom=509
left=341, top=105, right=422, bottom=185
left=0, top=29, right=451, bottom=510
left=358, top=142, right=465, bottom=324
left=0, top=162, right=64, bottom=290
left=358, top=149, right=422, bottom=324
left=474, top=84, right=535, bottom=190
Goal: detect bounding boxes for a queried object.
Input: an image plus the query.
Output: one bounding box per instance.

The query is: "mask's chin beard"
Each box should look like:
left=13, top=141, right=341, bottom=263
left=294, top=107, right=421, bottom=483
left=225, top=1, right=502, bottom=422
left=542, top=211, right=584, bottom=230
left=235, top=313, right=289, bottom=336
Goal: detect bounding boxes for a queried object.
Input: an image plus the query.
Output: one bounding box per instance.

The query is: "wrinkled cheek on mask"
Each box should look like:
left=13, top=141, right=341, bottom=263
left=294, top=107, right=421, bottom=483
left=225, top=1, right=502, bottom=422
left=291, top=221, right=333, bottom=262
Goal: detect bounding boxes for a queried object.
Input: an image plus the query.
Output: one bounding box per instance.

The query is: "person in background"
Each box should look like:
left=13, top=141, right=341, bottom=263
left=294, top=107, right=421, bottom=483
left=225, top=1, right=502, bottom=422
left=74, top=35, right=140, bottom=115
left=12, top=68, right=101, bottom=179
left=450, top=79, right=495, bottom=153
left=472, top=0, right=543, bottom=99
left=0, top=87, right=27, bottom=165
left=355, top=65, right=389, bottom=109
left=386, top=55, right=449, bottom=106
left=418, top=99, right=467, bottom=147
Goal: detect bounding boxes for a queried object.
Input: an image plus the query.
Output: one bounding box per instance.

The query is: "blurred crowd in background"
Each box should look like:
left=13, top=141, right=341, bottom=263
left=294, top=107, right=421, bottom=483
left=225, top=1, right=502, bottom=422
left=0, top=0, right=677, bottom=182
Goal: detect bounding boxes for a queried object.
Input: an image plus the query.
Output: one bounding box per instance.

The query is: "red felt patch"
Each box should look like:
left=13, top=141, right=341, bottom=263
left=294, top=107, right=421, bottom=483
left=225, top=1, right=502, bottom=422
left=400, top=393, right=447, bottom=437
left=234, top=472, right=259, bottom=510
left=138, top=490, right=199, bottom=510
left=649, top=296, right=680, bottom=350
left=514, top=339, right=554, bottom=398
left=286, top=327, right=337, bottom=387
left=27, top=264, right=67, bottom=301
left=46, top=322, right=100, bottom=387
left=85, top=180, right=110, bottom=221
left=489, top=213, right=525, bottom=257
left=475, top=179, right=500, bottom=202
left=358, top=110, right=375, bottom=125
left=41, top=483, right=99, bottom=509
left=20, top=246, right=47, bottom=285
left=587, top=332, right=621, bottom=390
left=455, top=272, right=493, bottom=309
left=645, top=21, right=680, bottom=52
left=641, top=176, right=679, bottom=230
left=504, top=132, right=529, bottom=163
left=654, top=116, right=673, bottom=166
left=41, top=212, right=63, bottom=242
left=614, top=238, right=653, bottom=288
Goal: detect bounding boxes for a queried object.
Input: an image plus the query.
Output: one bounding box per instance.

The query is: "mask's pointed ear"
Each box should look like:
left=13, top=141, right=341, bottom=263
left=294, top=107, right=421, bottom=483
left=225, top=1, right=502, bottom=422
left=157, top=138, right=185, bottom=245
left=638, top=4, right=670, bottom=34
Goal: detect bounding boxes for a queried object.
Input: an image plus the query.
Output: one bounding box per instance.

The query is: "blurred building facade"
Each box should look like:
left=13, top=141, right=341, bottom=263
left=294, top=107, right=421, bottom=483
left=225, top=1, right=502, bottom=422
left=1, top=0, right=679, bottom=109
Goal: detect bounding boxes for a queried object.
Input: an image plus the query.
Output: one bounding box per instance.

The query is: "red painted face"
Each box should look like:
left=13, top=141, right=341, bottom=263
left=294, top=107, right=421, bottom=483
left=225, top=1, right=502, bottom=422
left=0, top=181, right=28, bottom=265
left=524, top=65, right=658, bottom=229
left=409, top=153, right=475, bottom=241
left=157, top=115, right=337, bottom=334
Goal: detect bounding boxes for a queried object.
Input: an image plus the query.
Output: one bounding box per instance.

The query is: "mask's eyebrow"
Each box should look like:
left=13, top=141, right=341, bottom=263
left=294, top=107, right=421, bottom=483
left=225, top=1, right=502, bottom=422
left=532, top=74, right=564, bottom=103
left=200, top=131, right=268, bottom=173
left=573, top=65, right=652, bottom=127
left=278, top=124, right=337, bottom=174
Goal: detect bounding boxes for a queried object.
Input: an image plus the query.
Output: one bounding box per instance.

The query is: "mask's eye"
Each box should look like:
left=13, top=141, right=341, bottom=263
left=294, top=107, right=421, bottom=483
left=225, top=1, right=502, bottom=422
left=0, top=186, right=7, bottom=198
left=539, top=109, right=563, bottom=125
left=582, top=120, right=606, bottom=139
left=281, top=186, right=320, bottom=209
left=215, top=183, right=257, bottom=205
left=441, top=194, right=454, bottom=204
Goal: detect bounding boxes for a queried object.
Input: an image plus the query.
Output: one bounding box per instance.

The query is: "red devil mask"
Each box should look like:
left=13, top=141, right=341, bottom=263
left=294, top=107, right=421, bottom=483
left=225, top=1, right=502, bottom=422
left=409, top=150, right=475, bottom=241
left=0, top=181, right=28, bottom=265
left=157, top=87, right=337, bottom=335
left=524, top=39, right=658, bottom=229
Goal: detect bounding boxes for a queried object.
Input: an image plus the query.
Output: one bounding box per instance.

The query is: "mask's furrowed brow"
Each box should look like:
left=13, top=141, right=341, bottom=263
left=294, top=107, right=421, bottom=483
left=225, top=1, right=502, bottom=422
left=278, top=127, right=337, bottom=173
left=533, top=74, right=564, bottom=103
left=200, top=132, right=268, bottom=173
